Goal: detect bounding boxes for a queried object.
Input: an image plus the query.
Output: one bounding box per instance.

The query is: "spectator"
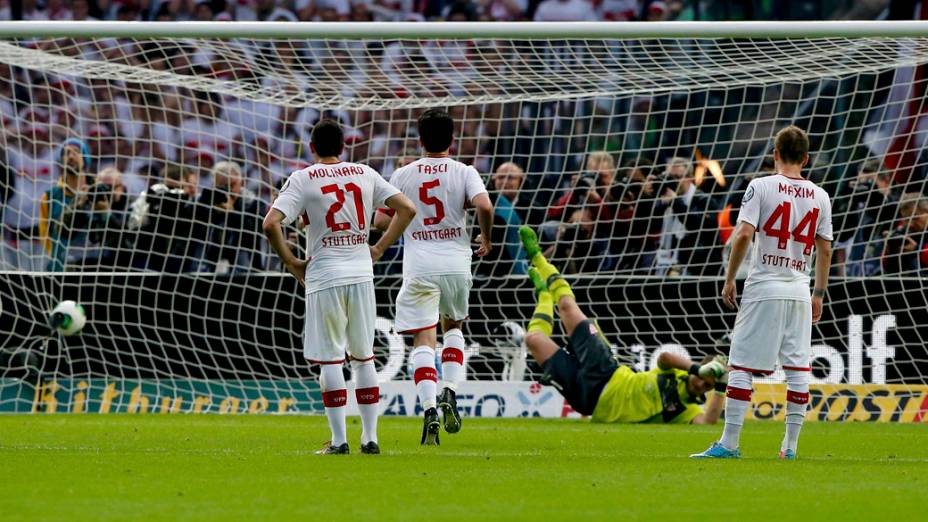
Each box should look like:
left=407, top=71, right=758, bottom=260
left=36, top=138, right=89, bottom=271
left=655, top=156, right=722, bottom=276
left=599, top=0, right=640, bottom=21
left=196, top=161, right=264, bottom=273
left=882, top=197, right=928, bottom=275
left=547, top=151, right=615, bottom=223
left=476, top=0, right=528, bottom=21
left=543, top=208, right=604, bottom=274
left=533, top=0, right=595, bottom=21
left=89, top=166, right=134, bottom=268
left=128, top=163, right=199, bottom=272
left=475, top=162, right=529, bottom=278
left=832, top=159, right=899, bottom=276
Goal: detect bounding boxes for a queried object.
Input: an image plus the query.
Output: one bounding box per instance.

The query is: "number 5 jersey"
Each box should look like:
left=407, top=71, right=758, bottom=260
left=387, top=156, right=488, bottom=279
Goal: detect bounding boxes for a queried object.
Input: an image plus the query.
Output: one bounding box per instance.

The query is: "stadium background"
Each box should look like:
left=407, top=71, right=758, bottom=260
left=0, top=1, right=927, bottom=420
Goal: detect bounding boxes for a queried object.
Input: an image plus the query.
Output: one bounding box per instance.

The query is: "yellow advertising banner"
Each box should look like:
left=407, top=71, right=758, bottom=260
left=750, top=384, right=928, bottom=423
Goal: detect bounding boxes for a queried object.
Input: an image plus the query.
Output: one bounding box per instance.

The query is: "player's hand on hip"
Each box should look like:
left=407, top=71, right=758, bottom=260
left=369, top=245, right=384, bottom=262
left=721, top=279, right=738, bottom=310
left=286, top=259, right=308, bottom=287
left=811, top=295, right=823, bottom=323
left=474, top=234, right=492, bottom=257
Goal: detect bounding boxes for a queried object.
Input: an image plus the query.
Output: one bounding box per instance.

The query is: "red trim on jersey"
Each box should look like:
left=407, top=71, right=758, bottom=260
left=786, top=390, right=809, bottom=405
left=377, top=207, right=396, bottom=217
left=783, top=366, right=811, bottom=372
left=301, top=211, right=310, bottom=227
left=355, top=386, right=380, bottom=405
left=414, top=367, right=438, bottom=383
left=322, top=389, right=348, bottom=408
left=307, top=359, right=346, bottom=365
left=399, top=323, right=439, bottom=334
left=726, top=386, right=753, bottom=402
left=731, top=364, right=774, bottom=376
left=347, top=355, right=376, bottom=363
left=441, top=347, right=464, bottom=364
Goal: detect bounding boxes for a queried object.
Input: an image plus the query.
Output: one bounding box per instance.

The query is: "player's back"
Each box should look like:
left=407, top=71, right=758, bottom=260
left=390, top=157, right=487, bottom=277
left=740, top=174, right=833, bottom=302
left=278, top=161, right=397, bottom=292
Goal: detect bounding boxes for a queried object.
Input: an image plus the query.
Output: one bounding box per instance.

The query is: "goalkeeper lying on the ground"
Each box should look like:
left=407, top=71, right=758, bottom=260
left=519, top=226, right=726, bottom=424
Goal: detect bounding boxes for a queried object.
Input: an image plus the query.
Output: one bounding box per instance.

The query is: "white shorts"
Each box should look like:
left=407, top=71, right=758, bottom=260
left=729, top=299, right=812, bottom=374
left=394, top=274, right=472, bottom=334
left=304, top=282, right=376, bottom=364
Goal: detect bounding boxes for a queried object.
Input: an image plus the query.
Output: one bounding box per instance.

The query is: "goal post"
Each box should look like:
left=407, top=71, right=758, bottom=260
left=0, top=22, right=926, bottom=420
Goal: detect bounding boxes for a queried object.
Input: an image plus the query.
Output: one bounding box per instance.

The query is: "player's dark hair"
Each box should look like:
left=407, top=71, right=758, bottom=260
left=774, top=126, right=809, bottom=166
left=417, top=108, right=454, bottom=153
left=311, top=119, right=344, bottom=158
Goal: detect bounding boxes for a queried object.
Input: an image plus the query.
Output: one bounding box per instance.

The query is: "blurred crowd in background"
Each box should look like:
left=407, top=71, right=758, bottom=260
left=0, top=0, right=926, bottom=278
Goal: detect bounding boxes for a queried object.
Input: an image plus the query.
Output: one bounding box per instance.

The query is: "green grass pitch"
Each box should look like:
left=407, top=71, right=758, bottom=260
left=1, top=416, right=925, bottom=521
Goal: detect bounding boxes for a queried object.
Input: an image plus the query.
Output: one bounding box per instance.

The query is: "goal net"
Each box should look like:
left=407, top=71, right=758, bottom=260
left=1, top=23, right=926, bottom=417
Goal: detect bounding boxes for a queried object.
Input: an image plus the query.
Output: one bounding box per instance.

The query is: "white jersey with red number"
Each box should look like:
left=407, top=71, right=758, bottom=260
left=388, top=156, right=488, bottom=278
left=738, top=174, right=833, bottom=303
left=272, top=161, right=400, bottom=293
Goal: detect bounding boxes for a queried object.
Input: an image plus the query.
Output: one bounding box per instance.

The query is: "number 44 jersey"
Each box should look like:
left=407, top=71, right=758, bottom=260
left=739, top=173, right=834, bottom=303
left=388, top=157, right=488, bottom=279
left=272, top=161, right=400, bottom=293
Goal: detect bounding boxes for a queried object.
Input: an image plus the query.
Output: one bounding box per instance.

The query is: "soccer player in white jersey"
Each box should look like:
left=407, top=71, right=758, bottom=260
left=263, top=119, right=416, bottom=455
left=692, top=126, right=833, bottom=460
left=375, top=109, right=494, bottom=445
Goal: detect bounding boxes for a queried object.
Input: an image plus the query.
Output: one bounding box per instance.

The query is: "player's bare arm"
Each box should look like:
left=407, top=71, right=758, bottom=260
left=371, top=193, right=416, bottom=261
left=372, top=208, right=392, bottom=233
left=722, top=221, right=755, bottom=309
left=812, top=235, right=832, bottom=323
left=472, top=192, right=494, bottom=257
left=263, top=208, right=308, bottom=287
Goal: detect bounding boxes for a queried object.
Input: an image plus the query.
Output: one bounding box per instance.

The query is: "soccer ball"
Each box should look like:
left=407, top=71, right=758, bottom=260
left=49, top=300, right=87, bottom=336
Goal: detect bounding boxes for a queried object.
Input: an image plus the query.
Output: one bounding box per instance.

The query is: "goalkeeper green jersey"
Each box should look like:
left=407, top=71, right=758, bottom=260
left=590, top=365, right=704, bottom=424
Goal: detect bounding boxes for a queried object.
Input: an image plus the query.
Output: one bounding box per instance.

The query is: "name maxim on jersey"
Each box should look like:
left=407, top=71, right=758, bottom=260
left=777, top=183, right=816, bottom=199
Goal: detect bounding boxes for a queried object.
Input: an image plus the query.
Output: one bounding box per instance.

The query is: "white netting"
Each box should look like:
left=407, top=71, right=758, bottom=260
left=1, top=27, right=927, bottom=413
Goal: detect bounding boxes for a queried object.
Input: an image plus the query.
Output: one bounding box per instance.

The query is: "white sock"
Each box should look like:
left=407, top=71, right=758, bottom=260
left=319, top=364, right=347, bottom=446
left=720, top=370, right=753, bottom=451
left=440, top=328, right=466, bottom=392
left=351, top=359, right=380, bottom=445
left=411, top=345, right=437, bottom=410
left=782, top=370, right=809, bottom=453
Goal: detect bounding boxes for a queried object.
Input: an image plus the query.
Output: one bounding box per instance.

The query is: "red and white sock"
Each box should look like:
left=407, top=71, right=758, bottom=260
left=783, top=369, right=810, bottom=453
left=440, top=328, right=466, bottom=392
left=720, top=369, right=753, bottom=451
left=319, top=363, right=347, bottom=446
left=411, top=345, right=437, bottom=410
left=352, top=358, right=380, bottom=445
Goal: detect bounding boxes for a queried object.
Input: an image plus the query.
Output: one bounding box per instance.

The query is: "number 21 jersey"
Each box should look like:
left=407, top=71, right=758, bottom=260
left=272, top=161, right=400, bottom=293
left=738, top=174, right=833, bottom=303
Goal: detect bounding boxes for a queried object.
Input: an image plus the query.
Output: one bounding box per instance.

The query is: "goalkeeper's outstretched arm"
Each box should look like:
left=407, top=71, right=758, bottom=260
left=657, top=351, right=725, bottom=425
